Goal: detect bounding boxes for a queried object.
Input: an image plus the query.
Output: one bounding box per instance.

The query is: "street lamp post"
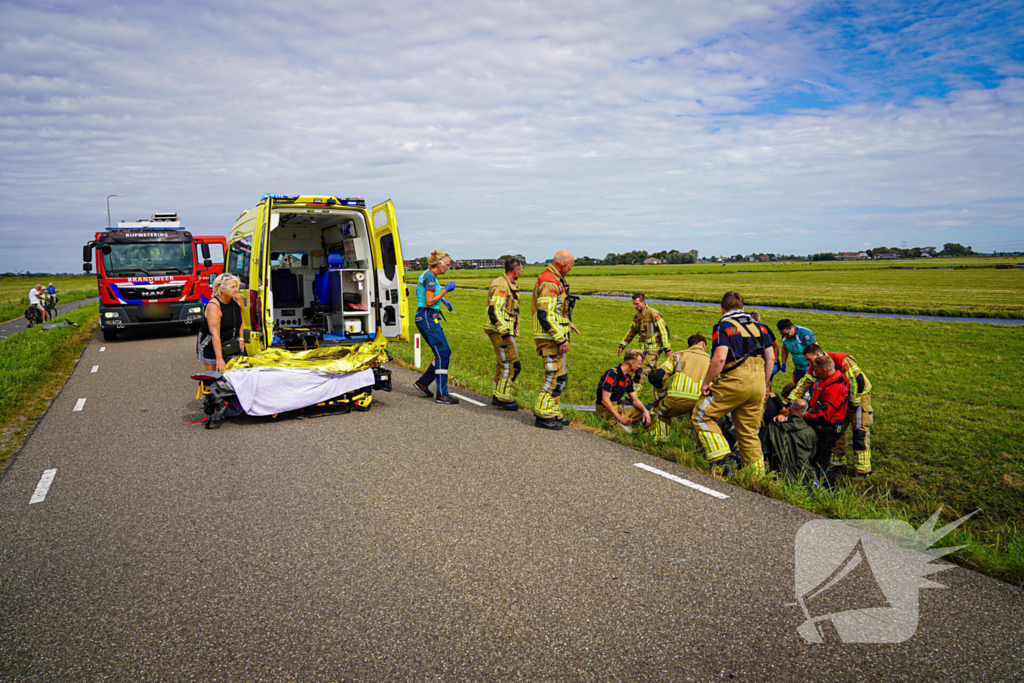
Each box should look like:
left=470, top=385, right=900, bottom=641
left=106, top=194, right=125, bottom=227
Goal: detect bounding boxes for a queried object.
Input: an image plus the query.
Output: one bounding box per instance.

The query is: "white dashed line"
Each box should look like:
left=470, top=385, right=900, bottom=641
left=449, top=392, right=486, bottom=407
left=100, top=346, right=106, bottom=352
left=634, top=462, right=730, bottom=500
left=91, top=365, right=99, bottom=373
left=73, top=398, right=86, bottom=412
left=29, top=469, right=57, bottom=504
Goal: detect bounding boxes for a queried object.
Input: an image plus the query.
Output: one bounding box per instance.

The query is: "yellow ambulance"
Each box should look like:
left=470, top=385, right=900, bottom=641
left=226, top=194, right=408, bottom=355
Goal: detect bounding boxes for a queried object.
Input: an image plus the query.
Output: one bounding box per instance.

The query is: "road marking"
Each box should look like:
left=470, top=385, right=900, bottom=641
left=73, top=398, right=86, bottom=412
left=29, top=469, right=57, bottom=504
left=449, top=392, right=486, bottom=407
left=100, top=346, right=106, bottom=352
left=91, top=365, right=99, bottom=373
left=634, top=462, right=729, bottom=500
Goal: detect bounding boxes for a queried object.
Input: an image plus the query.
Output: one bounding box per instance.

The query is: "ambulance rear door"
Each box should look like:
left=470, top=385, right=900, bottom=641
left=369, top=199, right=408, bottom=342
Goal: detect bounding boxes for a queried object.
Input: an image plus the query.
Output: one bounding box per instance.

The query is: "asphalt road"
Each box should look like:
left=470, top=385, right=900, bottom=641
left=0, top=297, right=99, bottom=340
left=0, top=331, right=1021, bottom=682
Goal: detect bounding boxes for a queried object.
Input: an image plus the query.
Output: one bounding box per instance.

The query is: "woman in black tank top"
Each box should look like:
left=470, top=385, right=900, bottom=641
left=197, top=274, right=243, bottom=371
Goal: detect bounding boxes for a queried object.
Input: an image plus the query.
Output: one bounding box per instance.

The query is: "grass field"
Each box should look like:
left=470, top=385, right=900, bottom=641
left=0, top=275, right=97, bottom=324
left=442, top=258, right=1024, bottom=318
left=389, top=289, right=1024, bottom=585
left=0, top=303, right=99, bottom=467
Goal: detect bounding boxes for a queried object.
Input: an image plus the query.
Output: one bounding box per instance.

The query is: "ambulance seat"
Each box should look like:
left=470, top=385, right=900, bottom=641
left=313, top=253, right=344, bottom=313
left=271, top=268, right=303, bottom=307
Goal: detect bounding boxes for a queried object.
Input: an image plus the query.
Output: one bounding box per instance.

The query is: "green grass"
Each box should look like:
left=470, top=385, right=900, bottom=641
left=390, top=289, right=1024, bottom=585
left=0, top=303, right=100, bottom=467
left=0, top=275, right=97, bottom=324
left=439, top=257, right=1024, bottom=318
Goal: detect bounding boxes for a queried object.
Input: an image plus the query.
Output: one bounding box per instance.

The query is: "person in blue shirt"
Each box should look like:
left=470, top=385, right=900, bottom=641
left=413, top=250, right=459, bottom=404
left=776, top=318, right=816, bottom=382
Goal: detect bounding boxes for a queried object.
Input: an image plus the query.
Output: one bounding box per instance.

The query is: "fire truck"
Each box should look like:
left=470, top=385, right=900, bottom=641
left=83, top=213, right=227, bottom=341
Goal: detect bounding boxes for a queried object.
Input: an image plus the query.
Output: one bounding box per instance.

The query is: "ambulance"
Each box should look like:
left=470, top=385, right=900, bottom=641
left=226, top=195, right=409, bottom=355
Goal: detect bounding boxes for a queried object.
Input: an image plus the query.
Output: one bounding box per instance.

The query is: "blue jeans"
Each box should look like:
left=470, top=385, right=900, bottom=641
left=415, top=308, right=451, bottom=397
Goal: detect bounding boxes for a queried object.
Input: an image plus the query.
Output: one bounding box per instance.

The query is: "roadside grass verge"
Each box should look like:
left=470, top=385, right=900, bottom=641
left=0, top=304, right=99, bottom=469
left=442, top=259, right=1024, bottom=319
left=0, top=275, right=97, bottom=324
left=390, top=290, right=1024, bottom=586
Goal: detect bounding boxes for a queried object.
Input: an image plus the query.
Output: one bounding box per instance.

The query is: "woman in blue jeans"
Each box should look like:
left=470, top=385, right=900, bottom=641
left=414, top=249, right=459, bottom=405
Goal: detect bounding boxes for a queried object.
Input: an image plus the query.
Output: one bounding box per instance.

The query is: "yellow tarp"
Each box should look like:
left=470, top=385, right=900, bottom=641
left=226, top=343, right=387, bottom=375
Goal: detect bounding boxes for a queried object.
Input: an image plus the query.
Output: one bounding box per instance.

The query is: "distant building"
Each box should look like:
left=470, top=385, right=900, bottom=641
left=403, top=259, right=419, bottom=269
left=920, top=252, right=932, bottom=258
left=874, top=253, right=900, bottom=260
left=837, top=252, right=870, bottom=261
left=457, top=258, right=505, bottom=269
left=758, top=254, right=772, bottom=262
left=643, top=257, right=663, bottom=265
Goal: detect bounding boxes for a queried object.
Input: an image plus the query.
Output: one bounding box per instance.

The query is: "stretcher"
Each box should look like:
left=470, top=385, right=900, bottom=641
left=191, top=343, right=392, bottom=428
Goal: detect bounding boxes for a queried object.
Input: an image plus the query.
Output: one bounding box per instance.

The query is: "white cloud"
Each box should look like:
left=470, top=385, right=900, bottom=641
left=0, top=0, right=1021, bottom=271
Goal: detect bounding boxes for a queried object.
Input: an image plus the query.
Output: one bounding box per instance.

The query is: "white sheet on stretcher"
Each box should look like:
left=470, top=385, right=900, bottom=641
left=223, top=367, right=375, bottom=417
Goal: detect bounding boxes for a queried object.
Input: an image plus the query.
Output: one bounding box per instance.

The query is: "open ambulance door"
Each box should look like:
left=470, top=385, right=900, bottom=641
left=370, top=199, right=409, bottom=342
left=250, top=200, right=275, bottom=352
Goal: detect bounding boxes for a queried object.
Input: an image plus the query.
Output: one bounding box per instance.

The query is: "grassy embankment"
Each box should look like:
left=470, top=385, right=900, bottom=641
left=390, top=289, right=1024, bottom=586
left=0, top=275, right=96, bottom=324
left=444, top=258, right=1024, bottom=319
left=0, top=303, right=100, bottom=468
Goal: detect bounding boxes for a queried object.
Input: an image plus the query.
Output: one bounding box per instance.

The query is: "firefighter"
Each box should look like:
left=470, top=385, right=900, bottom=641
left=691, top=291, right=776, bottom=477
left=788, top=343, right=874, bottom=476
left=596, top=349, right=652, bottom=433
left=484, top=257, right=523, bottom=410
left=532, top=250, right=580, bottom=430
left=618, top=293, right=671, bottom=389
left=647, top=333, right=710, bottom=444
left=803, top=354, right=850, bottom=488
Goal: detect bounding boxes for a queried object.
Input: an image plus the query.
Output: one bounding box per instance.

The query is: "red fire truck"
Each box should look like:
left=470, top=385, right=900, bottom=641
left=83, top=213, right=227, bottom=341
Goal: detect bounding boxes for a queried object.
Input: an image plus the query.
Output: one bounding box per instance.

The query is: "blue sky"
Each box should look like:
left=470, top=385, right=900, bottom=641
left=1, top=0, right=1022, bottom=270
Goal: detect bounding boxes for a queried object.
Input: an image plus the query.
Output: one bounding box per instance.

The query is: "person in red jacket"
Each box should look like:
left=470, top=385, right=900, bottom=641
left=803, top=353, right=849, bottom=488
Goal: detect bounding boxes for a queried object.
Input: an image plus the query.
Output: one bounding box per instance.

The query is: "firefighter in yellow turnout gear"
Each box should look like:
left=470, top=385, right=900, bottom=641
left=691, top=291, right=776, bottom=477
left=532, top=251, right=579, bottom=430
left=788, top=343, right=874, bottom=475
left=647, top=334, right=711, bottom=444
left=484, top=258, right=524, bottom=410
left=618, top=293, right=671, bottom=389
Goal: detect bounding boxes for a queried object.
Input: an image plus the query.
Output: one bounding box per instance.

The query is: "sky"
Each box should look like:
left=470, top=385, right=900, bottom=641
left=1, top=0, right=1022, bottom=271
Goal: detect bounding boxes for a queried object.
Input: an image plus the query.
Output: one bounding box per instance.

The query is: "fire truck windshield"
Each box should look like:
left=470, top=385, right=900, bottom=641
left=102, top=241, right=194, bottom=276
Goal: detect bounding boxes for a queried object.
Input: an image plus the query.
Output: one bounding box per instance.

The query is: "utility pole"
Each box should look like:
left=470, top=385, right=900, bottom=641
left=106, top=194, right=125, bottom=227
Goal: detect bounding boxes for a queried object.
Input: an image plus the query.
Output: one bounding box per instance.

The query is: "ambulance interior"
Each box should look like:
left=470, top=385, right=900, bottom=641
left=267, top=210, right=376, bottom=346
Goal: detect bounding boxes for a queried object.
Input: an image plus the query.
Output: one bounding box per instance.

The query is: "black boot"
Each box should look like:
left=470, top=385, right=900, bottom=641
left=535, top=416, right=563, bottom=430
left=492, top=397, right=520, bottom=411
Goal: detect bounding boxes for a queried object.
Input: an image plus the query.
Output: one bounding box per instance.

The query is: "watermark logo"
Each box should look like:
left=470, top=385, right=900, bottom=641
left=791, top=508, right=977, bottom=644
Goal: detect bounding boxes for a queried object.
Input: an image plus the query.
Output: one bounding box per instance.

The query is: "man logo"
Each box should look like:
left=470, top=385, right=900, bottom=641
left=791, top=508, right=977, bottom=643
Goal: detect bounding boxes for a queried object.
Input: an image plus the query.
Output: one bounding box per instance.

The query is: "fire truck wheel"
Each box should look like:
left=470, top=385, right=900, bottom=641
left=102, top=328, right=118, bottom=342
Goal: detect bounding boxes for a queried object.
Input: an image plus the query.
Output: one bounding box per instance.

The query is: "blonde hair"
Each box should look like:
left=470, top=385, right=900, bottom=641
left=623, top=348, right=643, bottom=363
left=428, top=250, right=451, bottom=267
left=212, top=273, right=241, bottom=298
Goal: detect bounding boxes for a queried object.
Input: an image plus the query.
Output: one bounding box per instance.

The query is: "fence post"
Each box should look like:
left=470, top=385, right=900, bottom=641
left=414, top=334, right=421, bottom=369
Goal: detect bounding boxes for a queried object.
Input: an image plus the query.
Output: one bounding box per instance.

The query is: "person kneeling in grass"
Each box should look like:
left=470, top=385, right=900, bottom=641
left=596, top=349, right=652, bottom=434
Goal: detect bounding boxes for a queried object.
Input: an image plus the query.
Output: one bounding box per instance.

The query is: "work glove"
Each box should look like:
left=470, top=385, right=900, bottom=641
left=780, top=363, right=787, bottom=373
left=444, top=281, right=456, bottom=293
left=441, top=299, right=453, bottom=312
left=617, top=344, right=625, bottom=356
